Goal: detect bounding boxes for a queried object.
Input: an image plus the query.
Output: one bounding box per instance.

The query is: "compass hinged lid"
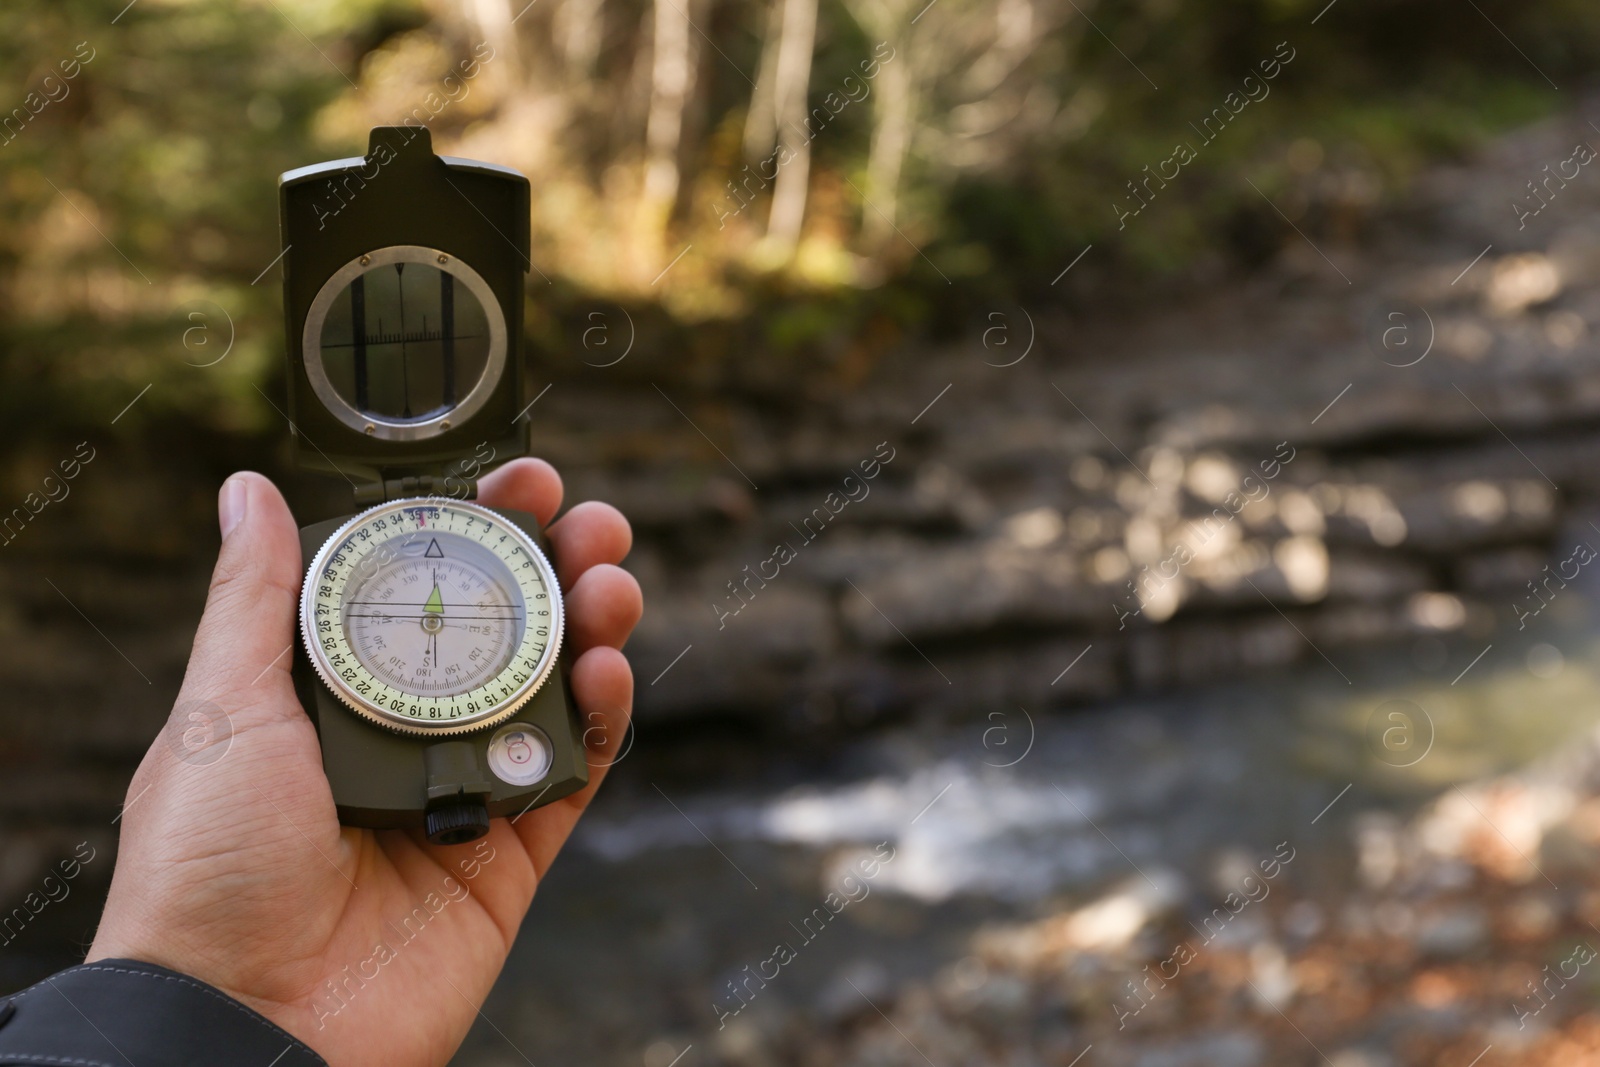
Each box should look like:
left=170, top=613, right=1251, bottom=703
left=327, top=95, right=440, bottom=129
left=279, top=127, right=533, bottom=500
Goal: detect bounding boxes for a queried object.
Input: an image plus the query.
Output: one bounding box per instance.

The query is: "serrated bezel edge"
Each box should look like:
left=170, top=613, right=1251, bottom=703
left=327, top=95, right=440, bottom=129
left=297, top=496, right=565, bottom=738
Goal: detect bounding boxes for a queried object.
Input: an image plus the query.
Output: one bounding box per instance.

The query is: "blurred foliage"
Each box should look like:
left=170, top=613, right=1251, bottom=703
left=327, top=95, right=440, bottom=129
left=0, top=0, right=1595, bottom=435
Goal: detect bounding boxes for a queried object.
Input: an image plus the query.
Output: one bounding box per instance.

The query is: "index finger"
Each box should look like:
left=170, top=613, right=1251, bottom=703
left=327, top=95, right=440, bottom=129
left=476, top=458, right=564, bottom=526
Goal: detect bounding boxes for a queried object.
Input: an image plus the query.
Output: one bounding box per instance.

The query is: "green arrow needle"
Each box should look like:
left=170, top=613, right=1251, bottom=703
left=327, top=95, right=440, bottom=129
left=424, top=571, right=443, bottom=615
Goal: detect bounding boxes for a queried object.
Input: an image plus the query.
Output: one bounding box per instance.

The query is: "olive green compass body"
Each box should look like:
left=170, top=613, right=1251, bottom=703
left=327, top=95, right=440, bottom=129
left=280, top=127, right=586, bottom=845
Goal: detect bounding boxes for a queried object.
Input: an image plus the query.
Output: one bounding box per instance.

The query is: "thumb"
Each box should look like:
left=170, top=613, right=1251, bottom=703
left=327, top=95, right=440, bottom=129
left=178, top=472, right=304, bottom=709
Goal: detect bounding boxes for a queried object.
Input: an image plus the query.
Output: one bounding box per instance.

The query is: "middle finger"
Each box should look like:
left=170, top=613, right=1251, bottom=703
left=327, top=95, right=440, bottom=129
left=547, top=501, right=632, bottom=589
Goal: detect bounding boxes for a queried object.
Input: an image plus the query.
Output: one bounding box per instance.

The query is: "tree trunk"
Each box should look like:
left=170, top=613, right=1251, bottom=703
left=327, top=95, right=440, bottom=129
left=863, top=45, right=912, bottom=248
left=468, top=0, right=524, bottom=85
left=556, top=0, right=605, bottom=76
left=742, top=1, right=785, bottom=163
left=637, top=0, right=697, bottom=271
left=765, top=0, right=817, bottom=253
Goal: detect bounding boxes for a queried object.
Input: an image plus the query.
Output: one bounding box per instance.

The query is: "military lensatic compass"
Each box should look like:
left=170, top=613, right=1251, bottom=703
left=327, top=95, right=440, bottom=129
left=280, top=126, right=586, bottom=845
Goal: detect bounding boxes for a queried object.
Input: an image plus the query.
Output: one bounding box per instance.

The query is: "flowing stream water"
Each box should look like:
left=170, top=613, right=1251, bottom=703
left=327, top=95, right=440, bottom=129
left=457, top=549, right=1600, bottom=1066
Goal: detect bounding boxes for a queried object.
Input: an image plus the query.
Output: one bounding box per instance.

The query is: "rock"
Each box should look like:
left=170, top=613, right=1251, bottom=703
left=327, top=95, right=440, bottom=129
left=1128, top=616, right=1306, bottom=691
left=569, top=468, right=756, bottom=528
left=839, top=542, right=1107, bottom=645
left=975, top=871, right=1186, bottom=969
left=1415, top=779, right=1574, bottom=883
left=632, top=584, right=834, bottom=718
left=1132, top=1031, right=1264, bottom=1067
left=1249, top=942, right=1296, bottom=1008
left=815, top=959, right=892, bottom=1022
left=878, top=637, right=1119, bottom=718
left=1487, top=253, right=1563, bottom=314
left=1456, top=546, right=1552, bottom=593
left=1415, top=905, right=1490, bottom=958
left=1328, top=1050, right=1397, bottom=1067
left=1178, top=544, right=1428, bottom=611
left=1394, top=478, right=1558, bottom=551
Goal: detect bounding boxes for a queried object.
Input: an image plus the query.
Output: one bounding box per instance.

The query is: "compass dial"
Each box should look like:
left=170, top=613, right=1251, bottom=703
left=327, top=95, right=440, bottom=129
left=299, top=498, right=562, bottom=735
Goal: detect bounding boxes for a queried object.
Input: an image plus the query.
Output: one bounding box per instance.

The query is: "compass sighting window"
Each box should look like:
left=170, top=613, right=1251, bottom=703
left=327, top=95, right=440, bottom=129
left=319, top=262, right=492, bottom=422
left=302, top=245, right=508, bottom=442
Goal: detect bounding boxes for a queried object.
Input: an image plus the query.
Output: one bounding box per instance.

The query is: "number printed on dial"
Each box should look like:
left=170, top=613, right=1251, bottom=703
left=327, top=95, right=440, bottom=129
left=301, top=498, right=563, bottom=734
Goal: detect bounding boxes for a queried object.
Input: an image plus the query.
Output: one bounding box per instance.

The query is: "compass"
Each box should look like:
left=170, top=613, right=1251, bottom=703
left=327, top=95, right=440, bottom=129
left=278, top=126, right=587, bottom=845
left=300, top=498, right=561, bottom=736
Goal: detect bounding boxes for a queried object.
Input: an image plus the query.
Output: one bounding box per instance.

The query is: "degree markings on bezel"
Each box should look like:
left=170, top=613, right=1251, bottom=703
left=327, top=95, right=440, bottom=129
left=300, top=497, right=563, bottom=737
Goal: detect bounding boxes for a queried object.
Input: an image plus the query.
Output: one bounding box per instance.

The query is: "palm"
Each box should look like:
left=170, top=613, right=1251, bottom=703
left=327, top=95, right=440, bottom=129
left=90, top=461, right=639, bottom=1067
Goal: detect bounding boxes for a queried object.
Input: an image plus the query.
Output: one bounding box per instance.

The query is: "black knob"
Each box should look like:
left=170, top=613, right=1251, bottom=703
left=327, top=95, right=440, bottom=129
left=425, top=801, right=490, bottom=845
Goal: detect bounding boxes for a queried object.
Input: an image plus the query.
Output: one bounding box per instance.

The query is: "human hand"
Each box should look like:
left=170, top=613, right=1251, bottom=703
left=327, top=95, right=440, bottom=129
left=88, top=460, right=641, bottom=1066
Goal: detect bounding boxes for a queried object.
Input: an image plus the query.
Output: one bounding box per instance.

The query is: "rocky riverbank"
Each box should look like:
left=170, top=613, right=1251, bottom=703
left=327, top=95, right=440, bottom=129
left=555, top=107, right=1600, bottom=729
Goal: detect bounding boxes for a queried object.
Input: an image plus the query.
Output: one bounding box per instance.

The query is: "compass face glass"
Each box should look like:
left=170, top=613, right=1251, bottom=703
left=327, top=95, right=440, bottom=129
left=301, top=499, right=561, bottom=734
left=319, top=261, right=492, bottom=423
left=301, top=245, right=508, bottom=442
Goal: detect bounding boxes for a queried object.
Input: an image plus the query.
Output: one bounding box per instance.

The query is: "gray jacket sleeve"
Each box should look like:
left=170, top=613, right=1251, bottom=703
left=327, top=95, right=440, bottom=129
left=0, top=958, right=326, bottom=1066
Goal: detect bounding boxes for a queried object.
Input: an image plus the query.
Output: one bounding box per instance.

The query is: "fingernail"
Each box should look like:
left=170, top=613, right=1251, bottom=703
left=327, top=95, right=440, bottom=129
left=219, top=476, right=248, bottom=540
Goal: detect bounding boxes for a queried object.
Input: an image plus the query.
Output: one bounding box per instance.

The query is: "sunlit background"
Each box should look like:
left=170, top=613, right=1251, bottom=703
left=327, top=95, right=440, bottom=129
left=9, top=0, right=1600, bottom=1064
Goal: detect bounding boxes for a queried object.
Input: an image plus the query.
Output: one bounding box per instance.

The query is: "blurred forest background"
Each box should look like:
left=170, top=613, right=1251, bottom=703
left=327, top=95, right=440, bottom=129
left=2, top=0, right=1597, bottom=426
left=17, top=1, right=1600, bottom=1065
